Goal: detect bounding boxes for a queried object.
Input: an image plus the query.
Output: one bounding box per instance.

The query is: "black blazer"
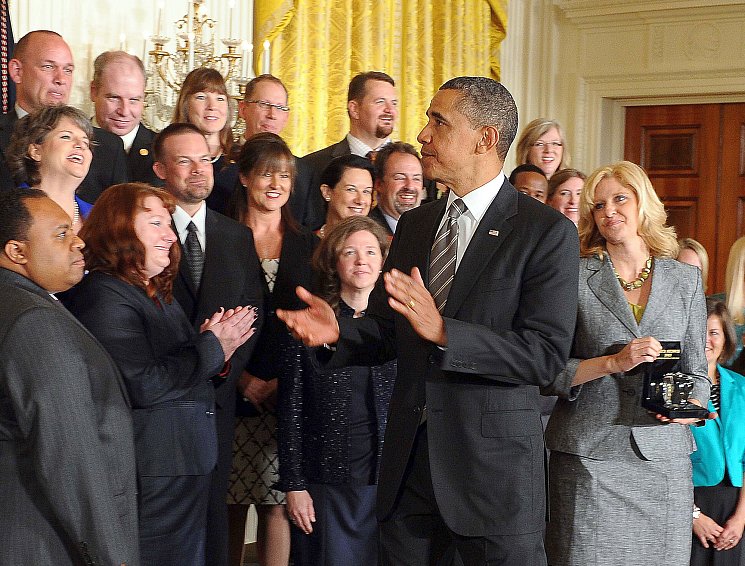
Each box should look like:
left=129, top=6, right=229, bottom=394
left=172, top=208, right=264, bottom=479
left=127, top=124, right=163, bottom=187
left=368, top=205, right=394, bottom=236
left=66, top=271, right=225, bottom=477
left=297, top=138, right=352, bottom=230
left=0, top=111, right=16, bottom=189
left=332, top=180, right=580, bottom=537
left=247, top=225, right=318, bottom=381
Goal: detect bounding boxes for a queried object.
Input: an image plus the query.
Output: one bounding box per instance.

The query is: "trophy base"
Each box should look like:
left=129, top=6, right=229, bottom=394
left=642, top=400, right=709, bottom=419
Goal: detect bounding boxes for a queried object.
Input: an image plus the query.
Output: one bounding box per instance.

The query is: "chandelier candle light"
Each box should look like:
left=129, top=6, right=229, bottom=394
left=143, top=0, right=262, bottom=132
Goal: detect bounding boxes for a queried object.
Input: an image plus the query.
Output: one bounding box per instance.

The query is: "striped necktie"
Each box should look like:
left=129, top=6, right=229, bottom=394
left=429, top=198, right=466, bottom=312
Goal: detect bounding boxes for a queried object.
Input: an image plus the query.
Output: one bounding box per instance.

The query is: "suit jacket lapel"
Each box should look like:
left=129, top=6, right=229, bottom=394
left=586, top=256, right=641, bottom=337
left=442, top=182, right=517, bottom=318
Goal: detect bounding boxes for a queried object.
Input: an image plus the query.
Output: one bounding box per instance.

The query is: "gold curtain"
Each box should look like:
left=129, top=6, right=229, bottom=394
left=253, top=0, right=507, bottom=156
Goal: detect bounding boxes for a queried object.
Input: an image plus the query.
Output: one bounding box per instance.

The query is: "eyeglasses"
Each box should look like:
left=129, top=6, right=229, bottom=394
left=244, top=100, right=290, bottom=112
left=532, top=141, right=563, bottom=149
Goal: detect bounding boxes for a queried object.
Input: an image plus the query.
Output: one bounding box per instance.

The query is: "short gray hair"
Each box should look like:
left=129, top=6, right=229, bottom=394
left=439, top=77, right=518, bottom=161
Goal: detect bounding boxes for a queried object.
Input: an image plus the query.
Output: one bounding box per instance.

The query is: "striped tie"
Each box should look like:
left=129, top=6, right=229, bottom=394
left=429, top=198, right=466, bottom=312
left=184, top=221, right=204, bottom=290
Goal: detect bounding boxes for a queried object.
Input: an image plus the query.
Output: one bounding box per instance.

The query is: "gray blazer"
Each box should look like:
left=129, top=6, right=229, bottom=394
left=0, top=268, right=139, bottom=565
left=545, top=255, right=709, bottom=461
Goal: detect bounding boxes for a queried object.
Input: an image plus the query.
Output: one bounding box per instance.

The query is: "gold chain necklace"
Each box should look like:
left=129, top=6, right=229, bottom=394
left=612, top=256, right=653, bottom=291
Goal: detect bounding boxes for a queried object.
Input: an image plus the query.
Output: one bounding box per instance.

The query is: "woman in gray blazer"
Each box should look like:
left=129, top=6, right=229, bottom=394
left=544, top=161, right=710, bottom=566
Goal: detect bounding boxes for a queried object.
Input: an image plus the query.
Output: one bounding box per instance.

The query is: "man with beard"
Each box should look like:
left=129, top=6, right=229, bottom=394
left=369, top=141, right=425, bottom=236
left=298, top=71, right=397, bottom=229
left=152, top=123, right=264, bottom=566
left=0, top=31, right=127, bottom=197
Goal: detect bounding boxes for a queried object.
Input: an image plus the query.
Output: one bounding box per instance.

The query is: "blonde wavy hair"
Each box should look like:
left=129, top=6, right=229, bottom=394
left=724, top=236, right=745, bottom=324
left=578, top=161, right=678, bottom=259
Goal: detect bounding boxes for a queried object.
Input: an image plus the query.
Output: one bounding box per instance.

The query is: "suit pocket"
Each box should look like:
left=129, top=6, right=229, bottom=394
left=481, top=410, right=542, bottom=438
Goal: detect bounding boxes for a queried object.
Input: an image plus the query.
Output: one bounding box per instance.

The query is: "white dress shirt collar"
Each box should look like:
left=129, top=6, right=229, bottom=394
left=346, top=133, right=391, bottom=158
left=172, top=202, right=207, bottom=251
left=441, top=172, right=505, bottom=270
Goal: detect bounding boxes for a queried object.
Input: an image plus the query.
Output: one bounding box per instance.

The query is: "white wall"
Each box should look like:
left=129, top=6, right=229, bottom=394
left=10, top=0, right=252, bottom=117
left=502, top=0, right=745, bottom=174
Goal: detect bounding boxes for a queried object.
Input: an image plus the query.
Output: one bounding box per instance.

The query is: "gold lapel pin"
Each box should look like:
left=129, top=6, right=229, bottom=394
left=139, top=148, right=149, bottom=156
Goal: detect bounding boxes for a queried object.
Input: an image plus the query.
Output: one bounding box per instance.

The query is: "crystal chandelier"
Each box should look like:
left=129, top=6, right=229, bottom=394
left=143, top=0, right=265, bottom=133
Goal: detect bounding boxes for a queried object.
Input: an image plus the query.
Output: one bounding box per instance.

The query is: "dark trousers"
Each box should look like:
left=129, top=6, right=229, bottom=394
left=139, top=473, right=212, bottom=566
left=379, top=424, right=546, bottom=566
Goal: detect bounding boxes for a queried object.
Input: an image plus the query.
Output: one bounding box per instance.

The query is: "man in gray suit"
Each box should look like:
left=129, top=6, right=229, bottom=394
left=0, top=188, right=139, bottom=565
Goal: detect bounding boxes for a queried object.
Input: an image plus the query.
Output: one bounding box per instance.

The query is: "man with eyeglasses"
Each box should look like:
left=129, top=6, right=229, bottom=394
left=239, top=74, right=291, bottom=138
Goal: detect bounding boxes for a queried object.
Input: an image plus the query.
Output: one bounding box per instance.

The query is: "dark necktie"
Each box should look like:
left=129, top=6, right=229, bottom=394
left=184, top=221, right=204, bottom=290
left=429, top=198, right=467, bottom=313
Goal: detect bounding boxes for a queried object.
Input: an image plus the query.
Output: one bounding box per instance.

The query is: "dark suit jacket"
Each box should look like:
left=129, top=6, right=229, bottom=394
left=172, top=207, right=264, bottom=565
left=66, top=271, right=225, bottom=477
left=0, top=110, right=128, bottom=201
left=368, top=205, right=394, bottom=236
left=0, top=268, right=139, bottom=566
left=127, top=124, right=163, bottom=187
left=331, top=180, right=579, bottom=537
left=0, top=112, right=16, bottom=189
left=297, top=138, right=352, bottom=230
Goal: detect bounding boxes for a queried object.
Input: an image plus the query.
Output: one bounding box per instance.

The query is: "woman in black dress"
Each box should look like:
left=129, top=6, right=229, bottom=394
left=278, top=215, right=396, bottom=566
left=225, top=133, right=318, bottom=566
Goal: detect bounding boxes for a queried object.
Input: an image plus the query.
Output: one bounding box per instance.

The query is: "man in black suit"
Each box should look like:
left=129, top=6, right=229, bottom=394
left=0, top=30, right=127, bottom=197
left=370, top=141, right=425, bottom=236
left=298, top=71, right=398, bottom=229
left=0, top=188, right=139, bottom=565
left=153, top=122, right=264, bottom=566
left=279, top=77, right=579, bottom=565
left=90, top=50, right=162, bottom=191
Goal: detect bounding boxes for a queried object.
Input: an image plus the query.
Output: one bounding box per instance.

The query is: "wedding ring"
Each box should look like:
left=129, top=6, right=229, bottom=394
left=407, top=299, right=416, bottom=310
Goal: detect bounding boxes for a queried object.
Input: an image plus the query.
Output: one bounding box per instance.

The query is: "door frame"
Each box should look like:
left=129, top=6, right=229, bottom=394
left=582, top=76, right=745, bottom=169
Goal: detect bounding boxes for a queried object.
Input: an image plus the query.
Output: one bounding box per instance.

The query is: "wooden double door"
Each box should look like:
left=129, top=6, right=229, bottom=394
left=625, top=103, right=745, bottom=293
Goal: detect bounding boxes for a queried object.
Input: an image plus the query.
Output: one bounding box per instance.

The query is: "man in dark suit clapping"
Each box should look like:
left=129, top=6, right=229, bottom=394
left=279, top=77, right=579, bottom=565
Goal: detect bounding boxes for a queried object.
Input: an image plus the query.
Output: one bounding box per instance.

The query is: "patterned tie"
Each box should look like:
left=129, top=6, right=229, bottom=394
left=429, top=198, right=467, bottom=312
left=184, top=221, right=204, bottom=290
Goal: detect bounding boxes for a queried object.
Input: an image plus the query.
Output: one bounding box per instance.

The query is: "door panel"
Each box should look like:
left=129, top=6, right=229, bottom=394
left=625, top=104, right=745, bottom=293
